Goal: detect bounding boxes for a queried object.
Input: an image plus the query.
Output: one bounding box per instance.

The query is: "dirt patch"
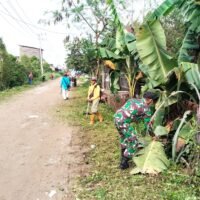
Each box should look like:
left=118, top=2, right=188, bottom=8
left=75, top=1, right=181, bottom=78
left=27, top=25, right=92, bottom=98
left=0, top=79, right=88, bottom=200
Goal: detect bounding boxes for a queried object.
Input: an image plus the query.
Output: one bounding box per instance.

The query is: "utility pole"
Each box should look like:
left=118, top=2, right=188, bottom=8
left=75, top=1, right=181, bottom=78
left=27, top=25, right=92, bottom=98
left=38, top=33, right=44, bottom=76
left=0, top=57, right=3, bottom=84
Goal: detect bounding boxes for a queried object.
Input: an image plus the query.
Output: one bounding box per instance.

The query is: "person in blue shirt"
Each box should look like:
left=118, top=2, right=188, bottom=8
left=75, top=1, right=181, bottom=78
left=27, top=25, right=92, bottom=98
left=60, top=72, right=71, bottom=100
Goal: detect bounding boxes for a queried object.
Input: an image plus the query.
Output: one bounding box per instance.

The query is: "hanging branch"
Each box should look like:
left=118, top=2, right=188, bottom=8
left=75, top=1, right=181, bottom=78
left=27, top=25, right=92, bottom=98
left=70, top=0, right=96, bottom=34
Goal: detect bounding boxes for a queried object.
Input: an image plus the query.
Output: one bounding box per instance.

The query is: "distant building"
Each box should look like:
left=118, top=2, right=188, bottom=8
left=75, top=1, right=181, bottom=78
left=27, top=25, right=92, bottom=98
left=19, top=45, right=43, bottom=59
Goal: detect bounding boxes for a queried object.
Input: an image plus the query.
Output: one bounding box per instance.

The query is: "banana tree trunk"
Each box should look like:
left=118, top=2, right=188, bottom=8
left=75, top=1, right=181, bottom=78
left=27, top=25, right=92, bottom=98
left=125, top=72, right=136, bottom=98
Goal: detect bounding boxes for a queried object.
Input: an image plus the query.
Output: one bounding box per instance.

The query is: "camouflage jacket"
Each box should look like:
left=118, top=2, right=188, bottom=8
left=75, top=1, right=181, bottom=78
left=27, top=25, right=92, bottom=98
left=114, top=98, right=154, bottom=130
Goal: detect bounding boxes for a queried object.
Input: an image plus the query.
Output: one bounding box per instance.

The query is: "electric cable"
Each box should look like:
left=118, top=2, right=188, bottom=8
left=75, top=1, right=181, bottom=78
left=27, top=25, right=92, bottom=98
left=0, top=8, right=68, bottom=35
left=0, top=2, right=36, bottom=37
left=0, top=12, right=28, bottom=36
left=6, top=0, right=37, bottom=35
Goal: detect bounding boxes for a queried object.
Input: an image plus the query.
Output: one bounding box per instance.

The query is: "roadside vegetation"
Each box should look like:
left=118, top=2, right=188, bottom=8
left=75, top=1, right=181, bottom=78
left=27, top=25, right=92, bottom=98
left=0, top=84, right=31, bottom=101
left=0, top=71, right=61, bottom=102
left=0, top=37, right=61, bottom=101
left=1, top=0, right=199, bottom=198
left=56, top=83, right=200, bottom=200
left=49, top=0, right=200, bottom=198
left=0, top=38, right=55, bottom=92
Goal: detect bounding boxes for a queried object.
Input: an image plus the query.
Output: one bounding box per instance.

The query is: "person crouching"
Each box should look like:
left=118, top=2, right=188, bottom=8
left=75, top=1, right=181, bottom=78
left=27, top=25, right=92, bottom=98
left=114, top=91, right=159, bottom=170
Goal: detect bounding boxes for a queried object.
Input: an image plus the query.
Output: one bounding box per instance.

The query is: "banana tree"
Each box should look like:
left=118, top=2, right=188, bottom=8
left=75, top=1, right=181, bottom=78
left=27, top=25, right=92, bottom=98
left=98, top=0, right=143, bottom=97
left=99, top=31, right=141, bottom=97
left=146, top=0, right=200, bottom=65
left=129, top=0, right=199, bottom=173
left=101, top=0, right=199, bottom=173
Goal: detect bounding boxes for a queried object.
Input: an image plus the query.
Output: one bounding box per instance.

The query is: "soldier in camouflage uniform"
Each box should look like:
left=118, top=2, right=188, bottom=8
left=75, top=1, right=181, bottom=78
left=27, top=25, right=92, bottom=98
left=114, top=91, right=158, bottom=169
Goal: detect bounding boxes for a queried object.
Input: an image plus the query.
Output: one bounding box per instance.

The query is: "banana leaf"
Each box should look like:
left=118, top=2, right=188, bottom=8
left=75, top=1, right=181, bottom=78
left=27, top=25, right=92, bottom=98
left=177, top=0, right=200, bottom=63
left=125, top=31, right=136, bottom=44
left=116, top=29, right=125, bottom=52
left=178, top=120, right=196, bottom=141
left=101, top=37, right=116, bottom=50
left=99, top=47, right=121, bottom=60
left=110, top=71, right=120, bottom=93
left=147, top=0, right=180, bottom=21
left=154, top=125, right=169, bottom=136
left=180, top=0, right=200, bottom=32
left=178, top=29, right=199, bottom=64
left=125, top=33, right=137, bottom=54
left=130, top=141, right=169, bottom=175
left=181, top=62, right=200, bottom=89
left=136, top=20, right=177, bottom=87
left=196, top=0, right=200, bottom=5
left=152, top=105, right=165, bottom=128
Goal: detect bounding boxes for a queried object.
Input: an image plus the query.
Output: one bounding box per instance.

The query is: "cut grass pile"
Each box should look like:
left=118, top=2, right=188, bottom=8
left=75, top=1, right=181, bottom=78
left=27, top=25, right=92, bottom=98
left=56, top=83, right=200, bottom=200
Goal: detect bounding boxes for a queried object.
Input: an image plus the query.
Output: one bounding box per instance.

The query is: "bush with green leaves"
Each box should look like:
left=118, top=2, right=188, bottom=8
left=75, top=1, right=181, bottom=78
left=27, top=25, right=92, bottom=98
left=0, top=39, right=27, bottom=90
left=0, top=38, right=52, bottom=90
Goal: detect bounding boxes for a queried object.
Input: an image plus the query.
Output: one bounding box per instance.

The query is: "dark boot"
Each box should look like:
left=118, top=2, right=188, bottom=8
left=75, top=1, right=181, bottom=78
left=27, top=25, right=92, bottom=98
left=119, top=149, right=130, bottom=170
left=120, top=156, right=130, bottom=170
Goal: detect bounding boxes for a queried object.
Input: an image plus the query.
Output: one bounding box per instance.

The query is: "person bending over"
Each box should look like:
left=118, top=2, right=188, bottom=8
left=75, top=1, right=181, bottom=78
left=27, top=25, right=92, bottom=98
left=114, top=91, right=158, bottom=170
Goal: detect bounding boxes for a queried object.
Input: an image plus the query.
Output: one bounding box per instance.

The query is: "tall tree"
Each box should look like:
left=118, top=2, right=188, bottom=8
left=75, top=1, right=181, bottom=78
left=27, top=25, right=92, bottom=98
left=65, top=37, right=97, bottom=74
left=47, top=0, right=112, bottom=76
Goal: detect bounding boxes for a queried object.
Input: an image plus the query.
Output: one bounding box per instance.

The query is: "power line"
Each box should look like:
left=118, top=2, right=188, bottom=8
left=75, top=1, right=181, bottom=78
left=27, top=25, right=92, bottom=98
left=6, top=0, right=37, bottom=36
left=14, top=0, right=49, bottom=45
left=0, top=3, right=35, bottom=38
left=15, top=0, right=32, bottom=22
left=0, top=8, right=68, bottom=35
left=0, top=12, right=27, bottom=36
left=0, top=2, right=36, bottom=37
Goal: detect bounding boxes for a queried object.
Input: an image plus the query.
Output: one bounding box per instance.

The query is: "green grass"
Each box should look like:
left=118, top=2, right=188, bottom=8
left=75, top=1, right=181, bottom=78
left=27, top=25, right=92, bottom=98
left=0, top=84, right=32, bottom=102
left=0, top=72, right=61, bottom=102
left=55, top=83, right=200, bottom=200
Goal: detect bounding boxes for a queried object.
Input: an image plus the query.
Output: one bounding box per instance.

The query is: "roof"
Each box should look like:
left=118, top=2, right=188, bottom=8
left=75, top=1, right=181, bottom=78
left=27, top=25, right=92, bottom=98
left=19, top=45, right=43, bottom=51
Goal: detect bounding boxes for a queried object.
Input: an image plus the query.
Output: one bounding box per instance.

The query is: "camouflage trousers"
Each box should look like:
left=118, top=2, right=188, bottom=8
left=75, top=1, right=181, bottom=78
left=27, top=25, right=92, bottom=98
left=114, top=119, right=139, bottom=158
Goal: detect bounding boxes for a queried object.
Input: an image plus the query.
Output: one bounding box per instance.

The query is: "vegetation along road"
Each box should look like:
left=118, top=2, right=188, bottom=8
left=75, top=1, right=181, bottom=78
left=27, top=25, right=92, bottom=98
left=0, top=79, right=85, bottom=200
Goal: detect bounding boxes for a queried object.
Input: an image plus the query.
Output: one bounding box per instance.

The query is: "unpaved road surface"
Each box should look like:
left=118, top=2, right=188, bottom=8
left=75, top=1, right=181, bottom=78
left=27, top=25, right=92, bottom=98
left=0, top=79, right=85, bottom=200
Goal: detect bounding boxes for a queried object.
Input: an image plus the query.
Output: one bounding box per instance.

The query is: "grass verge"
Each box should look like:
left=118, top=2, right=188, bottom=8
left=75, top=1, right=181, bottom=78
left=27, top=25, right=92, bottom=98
left=0, top=84, right=32, bottom=102
left=0, top=72, right=61, bottom=102
left=56, top=83, right=200, bottom=200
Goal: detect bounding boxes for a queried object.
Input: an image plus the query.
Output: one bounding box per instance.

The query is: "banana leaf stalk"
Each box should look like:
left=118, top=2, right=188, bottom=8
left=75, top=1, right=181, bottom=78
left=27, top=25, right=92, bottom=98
left=125, top=56, right=137, bottom=97
left=190, top=83, right=200, bottom=102
left=191, top=83, right=200, bottom=127
left=172, top=110, right=191, bottom=162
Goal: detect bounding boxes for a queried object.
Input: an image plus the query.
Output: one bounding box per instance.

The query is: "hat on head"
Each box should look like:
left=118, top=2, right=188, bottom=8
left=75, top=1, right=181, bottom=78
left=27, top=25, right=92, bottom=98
left=143, top=91, right=159, bottom=101
left=91, top=76, right=97, bottom=81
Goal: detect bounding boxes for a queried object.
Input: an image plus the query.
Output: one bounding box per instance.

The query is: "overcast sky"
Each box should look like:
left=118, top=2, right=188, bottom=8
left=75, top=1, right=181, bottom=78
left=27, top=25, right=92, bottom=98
left=0, top=0, right=72, bottom=66
left=0, top=0, right=162, bottom=66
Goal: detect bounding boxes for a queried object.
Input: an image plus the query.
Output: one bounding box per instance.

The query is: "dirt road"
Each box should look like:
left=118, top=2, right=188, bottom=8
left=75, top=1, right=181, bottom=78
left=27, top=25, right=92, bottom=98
left=0, top=79, right=84, bottom=200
